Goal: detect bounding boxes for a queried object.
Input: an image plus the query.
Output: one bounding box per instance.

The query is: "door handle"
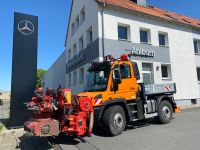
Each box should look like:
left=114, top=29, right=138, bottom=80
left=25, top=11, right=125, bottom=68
left=130, top=87, right=135, bottom=90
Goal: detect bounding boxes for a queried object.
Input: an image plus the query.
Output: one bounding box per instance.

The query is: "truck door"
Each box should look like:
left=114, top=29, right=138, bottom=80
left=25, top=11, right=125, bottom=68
left=111, top=63, right=137, bottom=100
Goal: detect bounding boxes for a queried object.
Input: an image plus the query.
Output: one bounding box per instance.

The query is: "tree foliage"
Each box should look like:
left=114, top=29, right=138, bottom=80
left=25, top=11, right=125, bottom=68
left=37, top=69, right=46, bottom=88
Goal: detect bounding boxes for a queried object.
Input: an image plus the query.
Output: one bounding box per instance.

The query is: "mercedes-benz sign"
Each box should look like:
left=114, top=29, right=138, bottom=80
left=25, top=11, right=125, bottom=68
left=18, top=20, right=34, bottom=35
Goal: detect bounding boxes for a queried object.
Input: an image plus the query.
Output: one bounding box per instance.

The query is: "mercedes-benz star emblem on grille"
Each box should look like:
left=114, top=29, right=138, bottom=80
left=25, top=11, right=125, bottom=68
left=18, top=20, right=35, bottom=35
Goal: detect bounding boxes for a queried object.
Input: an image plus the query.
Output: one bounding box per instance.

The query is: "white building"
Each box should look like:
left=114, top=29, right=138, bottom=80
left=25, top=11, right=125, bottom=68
left=43, top=0, right=200, bottom=104
left=42, top=50, right=66, bottom=89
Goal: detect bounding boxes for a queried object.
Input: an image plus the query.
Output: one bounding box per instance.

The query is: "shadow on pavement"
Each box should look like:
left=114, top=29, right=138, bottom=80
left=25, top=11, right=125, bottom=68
left=18, top=133, right=53, bottom=150
left=50, top=133, right=81, bottom=145
left=0, top=118, right=9, bottom=130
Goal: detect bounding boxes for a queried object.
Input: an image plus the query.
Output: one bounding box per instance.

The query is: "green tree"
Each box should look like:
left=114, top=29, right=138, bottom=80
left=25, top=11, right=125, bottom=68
left=37, top=69, right=46, bottom=88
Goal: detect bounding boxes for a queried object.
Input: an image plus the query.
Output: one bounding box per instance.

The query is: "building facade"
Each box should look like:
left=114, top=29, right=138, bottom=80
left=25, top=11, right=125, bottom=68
left=42, top=50, right=66, bottom=89
left=44, top=0, right=200, bottom=103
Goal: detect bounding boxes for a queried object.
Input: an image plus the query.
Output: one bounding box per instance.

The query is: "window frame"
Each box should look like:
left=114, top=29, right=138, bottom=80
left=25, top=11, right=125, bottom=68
left=120, top=64, right=131, bottom=79
left=142, top=63, right=154, bottom=85
left=75, top=15, right=79, bottom=31
left=73, top=71, right=77, bottom=85
left=118, top=25, right=128, bottom=41
left=79, top=36, right=84, bottom=52
left=68, top=73, right=72, bottom=86
left=68, top=49, right=71, bottom=61
left=79, top=68, right=84, bottom=84
left=161, top=64, right=172, bottom=80
left=158, top=32, right=169, bottom=47
left=194, top=39, right=200, bottom=55
left=73, top=43, right=77, bottom=57
left=140, top=28, right=151, bottom=44
left=197, top=67, right=200, bottom=82
left=80, top=7, right=85, bottom=25
left=87, top=27, right=93, bottom=45
left=71, top=22, right=75, bottom=36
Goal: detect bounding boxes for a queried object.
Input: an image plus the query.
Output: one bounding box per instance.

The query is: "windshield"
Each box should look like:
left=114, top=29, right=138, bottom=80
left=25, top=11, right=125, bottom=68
left=85, top=63, right=110, bottom=92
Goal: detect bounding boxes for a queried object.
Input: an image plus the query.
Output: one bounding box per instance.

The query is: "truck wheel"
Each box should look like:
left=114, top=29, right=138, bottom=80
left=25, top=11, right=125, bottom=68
left=157, top=100, right=173, bottom=124
left=102, top=105, right=126, bottom=136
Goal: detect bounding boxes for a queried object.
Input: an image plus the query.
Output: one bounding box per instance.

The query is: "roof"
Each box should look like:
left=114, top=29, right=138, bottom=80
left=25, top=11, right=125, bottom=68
left=96, top=0, right=200, bottom=29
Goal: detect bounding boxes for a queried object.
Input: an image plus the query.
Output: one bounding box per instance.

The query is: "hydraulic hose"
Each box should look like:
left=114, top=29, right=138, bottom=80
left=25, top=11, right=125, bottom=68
left=88, top=111, right=94, bottom=135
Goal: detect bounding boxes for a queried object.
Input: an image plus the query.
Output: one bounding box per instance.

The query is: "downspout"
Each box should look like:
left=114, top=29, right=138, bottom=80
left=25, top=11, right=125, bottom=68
left=101, top=3, right=106, bottom=58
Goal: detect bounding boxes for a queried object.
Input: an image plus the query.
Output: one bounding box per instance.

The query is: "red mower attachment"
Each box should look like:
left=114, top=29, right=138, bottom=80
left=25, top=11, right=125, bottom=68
left=24, top=87, right=94, bottom=137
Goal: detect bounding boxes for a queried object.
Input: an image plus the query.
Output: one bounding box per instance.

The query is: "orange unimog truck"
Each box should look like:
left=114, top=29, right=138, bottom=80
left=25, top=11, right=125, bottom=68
left=78, top=54, right=180, bottom=136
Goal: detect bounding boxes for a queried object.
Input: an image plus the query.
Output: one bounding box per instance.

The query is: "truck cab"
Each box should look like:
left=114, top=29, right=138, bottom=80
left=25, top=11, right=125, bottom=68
left=78, top=54, right=180, bottom=136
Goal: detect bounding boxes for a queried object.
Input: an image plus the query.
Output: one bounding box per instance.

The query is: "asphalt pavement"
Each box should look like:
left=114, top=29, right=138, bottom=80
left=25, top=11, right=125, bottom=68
left=57, top=108, right=200, bottom=150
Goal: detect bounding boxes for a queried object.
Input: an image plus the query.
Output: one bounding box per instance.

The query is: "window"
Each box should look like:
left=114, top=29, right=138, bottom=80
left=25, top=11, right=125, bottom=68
left=86, top=69, right=109, bottom=92
left=68, top=73, right=71, bottom=86
left=79, top=68, right=84, bottom=83
left=118, top=25, right=128, bottom=40
left=71, top=22, right=75, bottom=36
left=194, top=39, right=200, bottom=54
left=68, top=49, right=71, bottom=61
left=197, top=68, right=200, bottom=82
left=161, top=65, right=171, bottom=79
left=79, top=36, right=84, bottom=51
left=73, top=71, right=77, bottom=85
left=140, top=29, right=151, bottom=44
left=73, top=43, right=77, bottom=57
left=87, top=27, right=93, bottom=45
left=142, top=63, right=153, bottom=84
left=194, top=40, right=198, bottom=54
left=159, top=32, right=168, bottom=47
left=80, top=7, right=85, bottom=24
left=75, top=16, right=79, bottom=31
left=120, top=65, right=131, bottom=79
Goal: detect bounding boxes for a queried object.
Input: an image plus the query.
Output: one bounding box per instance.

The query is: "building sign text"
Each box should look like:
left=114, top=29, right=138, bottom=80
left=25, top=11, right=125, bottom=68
left=67, top=52, right=85, bottom=69
left=126, top=47, right=155, bottom=57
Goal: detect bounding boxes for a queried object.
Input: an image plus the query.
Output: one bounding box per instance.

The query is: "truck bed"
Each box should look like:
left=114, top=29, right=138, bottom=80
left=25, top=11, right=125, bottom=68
left=143, top=83, right=176, bottom=96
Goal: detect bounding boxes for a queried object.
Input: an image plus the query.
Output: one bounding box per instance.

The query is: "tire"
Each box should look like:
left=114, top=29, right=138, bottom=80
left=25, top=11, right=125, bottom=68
left=102, top=105, right=126, bottom=136
left=157, top=100, right=173, bottom=124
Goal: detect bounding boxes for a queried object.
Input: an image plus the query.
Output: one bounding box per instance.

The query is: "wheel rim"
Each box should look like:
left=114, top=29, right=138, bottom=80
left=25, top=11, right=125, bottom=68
left=162, top=106, right=170, bottom=119
left=114, top=113, right=123, bottom=128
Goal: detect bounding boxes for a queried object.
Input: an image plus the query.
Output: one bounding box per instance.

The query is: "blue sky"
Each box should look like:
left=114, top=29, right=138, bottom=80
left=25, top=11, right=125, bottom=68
left=0, top=0, right=199, bottom=91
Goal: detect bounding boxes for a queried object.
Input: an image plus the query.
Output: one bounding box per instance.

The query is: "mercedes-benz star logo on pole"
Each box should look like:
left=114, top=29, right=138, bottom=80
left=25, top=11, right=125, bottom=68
left=18, top=20, right=34, bottom=35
